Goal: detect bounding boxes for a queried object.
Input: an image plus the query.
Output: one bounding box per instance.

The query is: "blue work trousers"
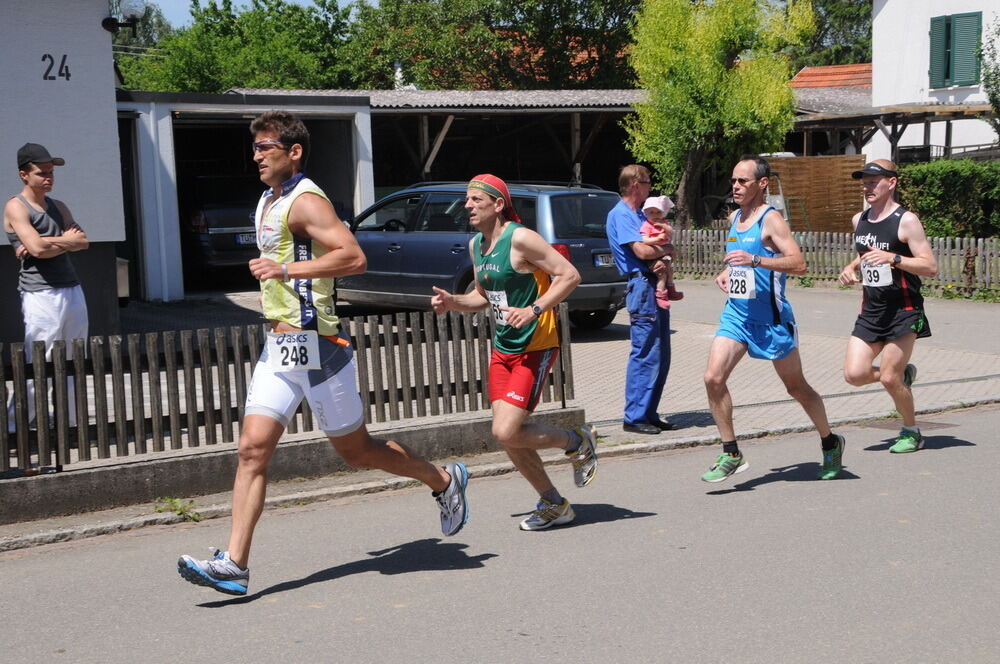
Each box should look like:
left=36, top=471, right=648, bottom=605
left=623, top=275, right=671, bottom=425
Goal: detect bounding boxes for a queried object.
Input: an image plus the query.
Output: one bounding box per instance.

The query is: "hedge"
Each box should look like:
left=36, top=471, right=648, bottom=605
left=899, top=159, right=1000, bottom=238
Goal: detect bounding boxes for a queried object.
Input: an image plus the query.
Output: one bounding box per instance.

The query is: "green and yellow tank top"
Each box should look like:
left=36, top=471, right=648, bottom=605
left=255, top=174, right=339, bottom=336
left=473, top=222, right=559, bottom=354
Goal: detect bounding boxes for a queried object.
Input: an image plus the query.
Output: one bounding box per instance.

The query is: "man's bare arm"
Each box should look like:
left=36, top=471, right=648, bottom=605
left=249, top=193, right=366, bottom=282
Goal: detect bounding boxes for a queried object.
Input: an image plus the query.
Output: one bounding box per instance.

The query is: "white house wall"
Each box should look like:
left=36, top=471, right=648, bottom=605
left=0, top=0, right=125, bottom=244
left=870, top=0, right=999, bottom=159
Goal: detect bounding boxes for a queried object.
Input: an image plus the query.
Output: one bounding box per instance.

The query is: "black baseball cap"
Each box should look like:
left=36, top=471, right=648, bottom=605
left=851, top=162, right=897, bottom=179
left=17, top=143, right=65, bottom=169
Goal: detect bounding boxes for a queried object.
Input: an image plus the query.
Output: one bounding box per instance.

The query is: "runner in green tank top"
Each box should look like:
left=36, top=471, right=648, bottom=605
left=472, top=221, right=559, bottom=354
left=432, top=174, right=600, bottom=531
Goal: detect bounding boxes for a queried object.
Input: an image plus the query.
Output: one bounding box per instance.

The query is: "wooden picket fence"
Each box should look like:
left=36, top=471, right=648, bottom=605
left=1, top=305, right=575, bottom=474
left=673, top=230, right=1000, bottom=290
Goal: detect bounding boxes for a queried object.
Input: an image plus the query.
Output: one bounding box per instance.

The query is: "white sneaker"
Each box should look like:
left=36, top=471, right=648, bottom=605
left=519, top=498, right=575, bottom=531
left=177, top=548, right=249, bottom=595
left=566, top=424, right=598, bottom=487
left=435, top=461, right=469, bottom=536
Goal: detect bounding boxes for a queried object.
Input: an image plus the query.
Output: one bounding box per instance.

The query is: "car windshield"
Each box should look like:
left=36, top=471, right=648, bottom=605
left=549, top=194, right=617, bottom=238
left=194, top=176, right=264, bottom=206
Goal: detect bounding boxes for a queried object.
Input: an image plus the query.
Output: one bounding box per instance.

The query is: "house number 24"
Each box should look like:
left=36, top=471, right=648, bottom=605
left=41, top=54, right=71, bottom=81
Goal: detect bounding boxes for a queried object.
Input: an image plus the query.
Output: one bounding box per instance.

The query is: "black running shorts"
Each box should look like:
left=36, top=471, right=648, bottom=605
left=852, top=308, right=931, bottom=343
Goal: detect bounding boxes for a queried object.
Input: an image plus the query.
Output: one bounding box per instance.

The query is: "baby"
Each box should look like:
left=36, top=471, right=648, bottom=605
left=640, top=196, right=684, bottom=309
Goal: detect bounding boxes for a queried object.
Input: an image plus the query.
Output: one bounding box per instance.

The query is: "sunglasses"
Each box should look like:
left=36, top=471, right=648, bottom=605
left=251, top=140, right=291, bottom=153
left=729, top=177, right=756, bottom=185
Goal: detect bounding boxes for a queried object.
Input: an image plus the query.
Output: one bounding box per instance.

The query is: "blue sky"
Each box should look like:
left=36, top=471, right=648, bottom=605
left=153, top=1, right=351, bottom=28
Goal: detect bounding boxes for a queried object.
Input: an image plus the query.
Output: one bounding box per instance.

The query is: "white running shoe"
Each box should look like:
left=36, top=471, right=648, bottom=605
left=436, top=461, right=469, bottom=536
left=519, top=497, right=575, bottom=531
left=177, top=548, right=249, bottom=595
left=566, top=424, right=598, bottom=487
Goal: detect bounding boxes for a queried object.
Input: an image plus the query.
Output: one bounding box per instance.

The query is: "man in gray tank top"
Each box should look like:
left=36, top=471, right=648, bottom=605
left=4, top=143, right=89, bottom=430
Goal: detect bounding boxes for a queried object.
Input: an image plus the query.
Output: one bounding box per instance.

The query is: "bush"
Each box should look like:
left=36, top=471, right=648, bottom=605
left=899, top=160, right=1000, bottom=237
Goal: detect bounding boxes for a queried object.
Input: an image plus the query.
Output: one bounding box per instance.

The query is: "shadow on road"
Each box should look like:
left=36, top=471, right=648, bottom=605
left=706, top=462, right=861, bottom=495
left=863, top=434, right=977, bottom=452
left=198, top=537, right=496, bottom=607
left=509, top=503, right=657, bottom=528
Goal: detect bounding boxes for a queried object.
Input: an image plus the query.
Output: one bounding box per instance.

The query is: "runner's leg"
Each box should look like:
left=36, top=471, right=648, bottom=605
left=703, top=336, right=747, bottom=442
left=329, top=425, right=450, bottom=490
left=773, top=348, right=832, bottom=438
left=227, top=414, right=285, bottom=568
left=843, top=336, right=885, bottom=387
left=878, top=334, right=918, bottom=427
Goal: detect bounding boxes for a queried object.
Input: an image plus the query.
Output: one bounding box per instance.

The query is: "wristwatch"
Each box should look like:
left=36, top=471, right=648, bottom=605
left=892, top=254, right=902, bottom=266
left=531, top=304, right=543, bottom=316
left=750, top=254, right=761, bottom=268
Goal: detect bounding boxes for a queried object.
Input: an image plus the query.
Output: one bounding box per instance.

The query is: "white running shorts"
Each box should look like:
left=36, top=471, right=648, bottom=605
left=244, top=334, right=365, bottom=437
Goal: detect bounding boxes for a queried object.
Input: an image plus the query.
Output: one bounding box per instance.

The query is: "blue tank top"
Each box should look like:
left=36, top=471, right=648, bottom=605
left=723, top=206, right=793, bottom=325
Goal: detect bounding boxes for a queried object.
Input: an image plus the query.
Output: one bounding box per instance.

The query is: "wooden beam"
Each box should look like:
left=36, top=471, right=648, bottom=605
left=573, top=113, right=608, bottom=164
left=422, top=114, right=454, bottom=176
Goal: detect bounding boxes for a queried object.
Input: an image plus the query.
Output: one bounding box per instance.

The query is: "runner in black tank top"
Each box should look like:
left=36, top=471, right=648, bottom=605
left=839, top=160, right=938, bottom=454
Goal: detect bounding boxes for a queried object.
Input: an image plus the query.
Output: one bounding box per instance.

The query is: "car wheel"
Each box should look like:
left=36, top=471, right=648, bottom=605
left=569, top=309, right=617, bottom=330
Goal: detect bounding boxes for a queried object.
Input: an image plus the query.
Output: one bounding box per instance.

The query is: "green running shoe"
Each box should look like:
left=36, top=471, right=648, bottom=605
left=818, top=434, right=845, bottom=480
left=890, top=429, right=924, bottom=453
left=701, top=453, right=748, bottom=483
left=902, top=363, right=917, bottom=389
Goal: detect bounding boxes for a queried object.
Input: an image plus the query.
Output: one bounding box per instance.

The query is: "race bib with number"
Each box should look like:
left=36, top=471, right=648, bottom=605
left=728, top=266, right=755, bottom=300
left=860, top=261, right=892, bottom=288
left=266, top=331, right=321, bottom=371
left=486, top=290, right=509, bottom=326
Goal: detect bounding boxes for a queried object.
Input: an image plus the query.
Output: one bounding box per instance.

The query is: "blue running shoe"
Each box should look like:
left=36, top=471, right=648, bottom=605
left=178, top=548, right=249, bottom=596
left=436, top=461, right=469, bottom=536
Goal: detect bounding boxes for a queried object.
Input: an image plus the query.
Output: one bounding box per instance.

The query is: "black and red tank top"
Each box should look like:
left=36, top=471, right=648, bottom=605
left=854, top=205, right=924, bottom=315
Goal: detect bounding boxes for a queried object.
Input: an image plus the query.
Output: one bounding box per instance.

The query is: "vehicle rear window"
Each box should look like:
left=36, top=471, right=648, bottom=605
left=512, top=197, right=537, bottom=230
left=548, top=194, right=617, bottom=239
left=194, top=177, right=264, bottom=206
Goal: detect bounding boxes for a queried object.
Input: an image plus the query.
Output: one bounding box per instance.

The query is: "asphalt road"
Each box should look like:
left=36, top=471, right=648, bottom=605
left=2, top=404, right=997, bottom=663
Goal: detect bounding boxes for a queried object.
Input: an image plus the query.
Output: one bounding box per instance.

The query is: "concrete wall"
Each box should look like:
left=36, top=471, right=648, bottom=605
left=0, top=0, right=125, bottom=244
left=0, top=0, right=124, bottom=343
left=869, top=0, right=999, bottom=159
left=0, top=408, right=583, bottom=524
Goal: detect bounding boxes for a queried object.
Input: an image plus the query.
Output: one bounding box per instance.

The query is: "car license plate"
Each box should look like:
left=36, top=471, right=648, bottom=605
left=235, top=233, right=257, bottom=246
left=593, top=253, right=613, bottom=267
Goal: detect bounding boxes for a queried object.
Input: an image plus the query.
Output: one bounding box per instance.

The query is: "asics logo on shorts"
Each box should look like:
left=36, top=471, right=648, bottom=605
left=506, top=390, right=526, bottom=402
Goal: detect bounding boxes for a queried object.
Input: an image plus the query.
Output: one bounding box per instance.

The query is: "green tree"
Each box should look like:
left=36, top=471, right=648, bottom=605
left=342, top=0, right=505, bottom=89
left=788, top=0, right=870, bottom=72
left=118, top=0, right=351, bottom=92
left=494, top=1, right=640, bottom=89
left=978, top=15, right=1000, bottom=141
left=342, top=0, right=638, bottom=90
left=626, top=0, right=815, bottom=227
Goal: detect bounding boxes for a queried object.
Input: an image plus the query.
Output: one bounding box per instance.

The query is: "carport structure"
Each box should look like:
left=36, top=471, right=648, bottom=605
left=795, top=101, right=996, bottom=161
left=116, top=90, right=374, bottom=302
left=232, top=88, right=643, bottom=194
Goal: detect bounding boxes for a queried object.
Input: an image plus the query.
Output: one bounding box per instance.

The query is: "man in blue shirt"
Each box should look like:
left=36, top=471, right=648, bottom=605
left=605, top=165, right=674, bottom=435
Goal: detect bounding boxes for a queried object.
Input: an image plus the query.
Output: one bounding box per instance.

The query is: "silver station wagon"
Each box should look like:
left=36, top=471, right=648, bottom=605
left=338, top=182, right=627, bottom=329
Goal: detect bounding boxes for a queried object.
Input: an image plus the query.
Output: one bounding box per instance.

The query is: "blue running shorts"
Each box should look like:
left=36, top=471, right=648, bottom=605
left=715, top=310, right=798, bottom=361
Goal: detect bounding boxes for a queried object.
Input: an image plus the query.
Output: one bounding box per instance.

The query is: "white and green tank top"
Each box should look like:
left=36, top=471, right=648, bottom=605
left=255, top=174, right=339, bottom=336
